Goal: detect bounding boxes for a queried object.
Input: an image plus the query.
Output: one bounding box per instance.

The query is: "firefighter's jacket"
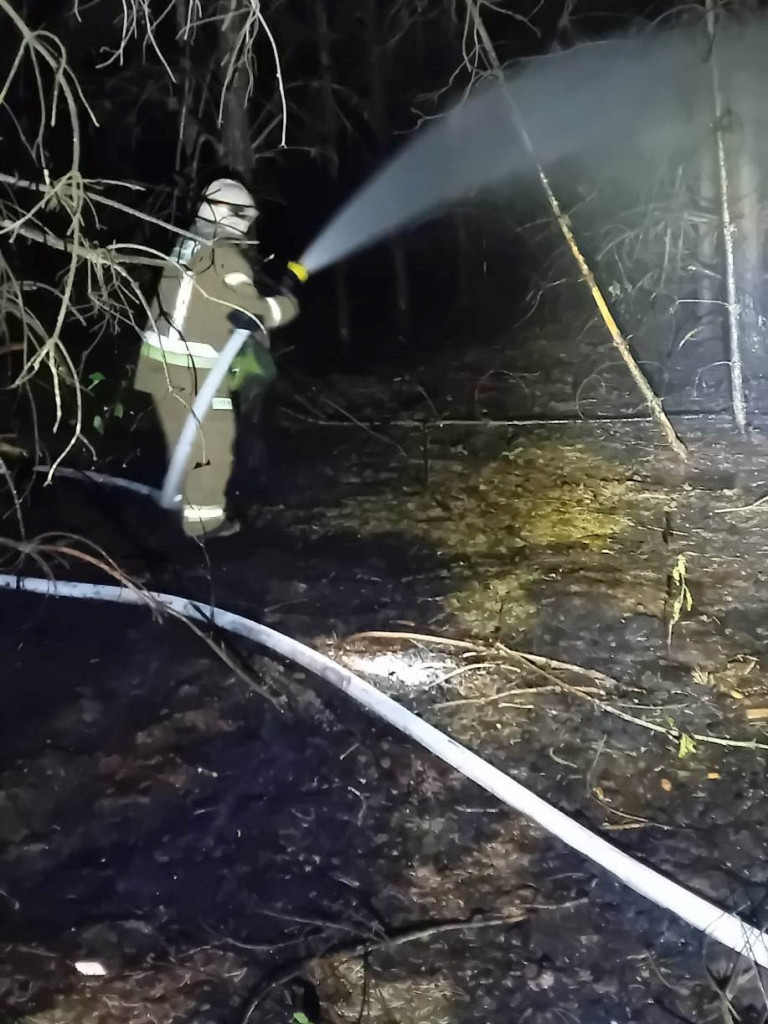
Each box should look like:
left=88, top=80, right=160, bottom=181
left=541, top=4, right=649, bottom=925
left=135, top=233, right=298, bottom=393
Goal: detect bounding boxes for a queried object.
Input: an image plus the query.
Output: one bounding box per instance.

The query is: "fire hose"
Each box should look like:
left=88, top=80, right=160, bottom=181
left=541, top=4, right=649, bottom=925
left=0, top=572, right=766, bottom=971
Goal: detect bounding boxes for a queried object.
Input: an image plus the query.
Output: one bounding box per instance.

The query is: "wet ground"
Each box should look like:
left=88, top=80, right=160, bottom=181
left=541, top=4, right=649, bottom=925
left=5, top=337, right=768, bottom=1022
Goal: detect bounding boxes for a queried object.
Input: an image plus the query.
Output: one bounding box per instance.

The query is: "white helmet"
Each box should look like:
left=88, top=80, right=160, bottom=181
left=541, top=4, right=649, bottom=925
left=196, top=178, right=258, bottom=237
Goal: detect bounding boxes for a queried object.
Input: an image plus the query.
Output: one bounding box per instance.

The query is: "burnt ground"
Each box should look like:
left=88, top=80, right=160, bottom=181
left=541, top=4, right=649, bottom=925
left=5, top=321, right=768, bottom=1023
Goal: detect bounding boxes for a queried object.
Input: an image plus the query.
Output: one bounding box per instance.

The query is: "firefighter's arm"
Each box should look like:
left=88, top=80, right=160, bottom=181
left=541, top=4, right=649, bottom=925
left=219, top=250, right=299, bottom=330
left=261, top=292, right=299, bottom=329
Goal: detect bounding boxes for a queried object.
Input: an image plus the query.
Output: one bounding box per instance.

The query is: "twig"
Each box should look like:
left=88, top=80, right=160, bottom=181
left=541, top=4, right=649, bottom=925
left=712, top=494, right=768, bottom=514
left=0, top=172, right=209, bottom=248
left=337, top=912, right=527, bottom=958
left=430, top=684, right=602, bottom=710
left=346, top=629, right=481, bottom=650
left=8, top=535, right=282, bottom=709
left=0, top=217, right=165, bottom=267
left=283, top=413, right=732, bottom=429
left=495, top=644, right=623, bottom=692
left=345, top=630, right=622, bottom=690
left=507, top=648, right=768, bottom=753
left=429, top=660, right=516, bottom=687
left=346, top=630, right=768, bottom=752
left=257, top=10, right=287, bottom=147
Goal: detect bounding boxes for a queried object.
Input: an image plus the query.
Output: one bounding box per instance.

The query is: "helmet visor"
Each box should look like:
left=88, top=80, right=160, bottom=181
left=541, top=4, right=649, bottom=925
left=199, top=199, right=258, bottom=234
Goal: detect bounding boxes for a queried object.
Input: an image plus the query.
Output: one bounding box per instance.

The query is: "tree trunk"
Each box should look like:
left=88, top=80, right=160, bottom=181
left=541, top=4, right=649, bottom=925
left=455, top=211, right=471, bottom=311
left=174, top=0, right=199, bottom=180
left=366, top=0, right=410, bottom=345
left=317, top=1, right=351, bottom=348
left=391, top=240, right=409, bottom=343
left=727, top=64, right=764, bottom=391
left=705, top=0, right=748, bottom=432
left=696, top=147, right=719, bottom=329
left=217, top=0, right=255, bottom=181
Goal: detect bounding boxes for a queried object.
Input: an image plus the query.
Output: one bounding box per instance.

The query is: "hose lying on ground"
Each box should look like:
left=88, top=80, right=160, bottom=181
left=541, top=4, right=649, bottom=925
left=0, top=571, right=766, bottom=970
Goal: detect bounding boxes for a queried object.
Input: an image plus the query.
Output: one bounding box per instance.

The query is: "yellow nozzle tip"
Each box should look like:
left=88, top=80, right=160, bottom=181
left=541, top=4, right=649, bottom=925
left=287, top=260, right=309, bottom=283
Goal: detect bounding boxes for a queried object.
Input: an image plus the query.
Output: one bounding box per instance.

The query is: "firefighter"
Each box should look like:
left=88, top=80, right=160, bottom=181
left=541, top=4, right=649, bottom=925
left=133, top=178, right=299, bottom=539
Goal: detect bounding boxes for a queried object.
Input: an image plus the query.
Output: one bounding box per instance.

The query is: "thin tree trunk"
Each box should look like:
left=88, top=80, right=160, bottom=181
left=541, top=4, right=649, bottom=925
left=728, top=55, right=764, bottom=389
left=455, top=212, right=471, bottom=310
left=174, top=0, right=201, bottom=186
left=317, top=1, right=351, bottom=348
left=696, top=148, right=719, bottom=326
left=218, top=0, right=255, bottom=180
left=391, top=241, right=409, bottom=342
left=366, top=0, right=410, bottom=344
left=705, top=0, right=748, bottom=433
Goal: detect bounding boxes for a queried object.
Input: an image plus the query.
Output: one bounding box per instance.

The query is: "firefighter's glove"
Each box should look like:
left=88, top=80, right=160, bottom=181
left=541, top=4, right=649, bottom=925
left=228, top=309, right=263, bottom=332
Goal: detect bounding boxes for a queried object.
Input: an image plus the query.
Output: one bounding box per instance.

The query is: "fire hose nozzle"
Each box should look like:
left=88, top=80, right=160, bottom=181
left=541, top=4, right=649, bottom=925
left=285, top=260, right=309, bottom=285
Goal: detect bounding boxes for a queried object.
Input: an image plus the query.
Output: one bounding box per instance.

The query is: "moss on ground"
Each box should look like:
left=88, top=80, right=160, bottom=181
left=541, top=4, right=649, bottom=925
left=318, top=438, right=660, bottom=634
left=311, top=956, right=456, bottom=1024
left=322, top=440, right=632, bottom=553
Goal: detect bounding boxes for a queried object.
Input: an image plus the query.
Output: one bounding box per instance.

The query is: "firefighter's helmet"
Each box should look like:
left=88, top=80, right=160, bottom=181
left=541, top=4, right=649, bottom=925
left=197, top=178, right=258, bottom=236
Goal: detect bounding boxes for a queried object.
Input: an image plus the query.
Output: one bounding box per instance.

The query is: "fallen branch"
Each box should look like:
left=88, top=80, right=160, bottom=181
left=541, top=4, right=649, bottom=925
left=346, top=629, right=768, bottom=752
left=345, top=629, right=622, bottom=690
left=430, top=684, right=602, bottom=710
left=712, top=494, right=768, bottom=514
left=466, top=1, right=687, bottom=461
left=282, top=412, right=732, bottom=429
left=0, top=171, right=206, bottom=242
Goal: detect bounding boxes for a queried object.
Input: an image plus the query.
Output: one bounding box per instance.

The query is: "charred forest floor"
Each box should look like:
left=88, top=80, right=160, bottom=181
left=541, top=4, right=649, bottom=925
left=4, top=324, right=768, bottom=1024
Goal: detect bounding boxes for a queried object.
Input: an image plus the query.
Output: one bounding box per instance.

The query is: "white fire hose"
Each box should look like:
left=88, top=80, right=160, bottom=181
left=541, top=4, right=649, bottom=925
left=158, top=319, right=261, bottom=511
left=0, top=572, right=766, bottom=971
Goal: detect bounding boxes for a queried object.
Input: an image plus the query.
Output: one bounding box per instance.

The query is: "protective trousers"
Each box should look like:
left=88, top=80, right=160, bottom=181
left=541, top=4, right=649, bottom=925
left=136, top=338, right=275, bottom=537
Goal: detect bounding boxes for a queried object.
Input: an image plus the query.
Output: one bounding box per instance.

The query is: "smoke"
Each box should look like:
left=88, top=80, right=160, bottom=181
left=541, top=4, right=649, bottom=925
left=300, top=16, right=768, bottom=277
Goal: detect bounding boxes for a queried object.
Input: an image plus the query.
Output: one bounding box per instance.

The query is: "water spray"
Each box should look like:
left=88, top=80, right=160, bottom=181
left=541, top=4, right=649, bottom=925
left=292, top=25, right=710, bottom=280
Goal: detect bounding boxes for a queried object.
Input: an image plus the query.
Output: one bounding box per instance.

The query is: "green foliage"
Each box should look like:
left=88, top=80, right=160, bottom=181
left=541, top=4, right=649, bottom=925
left=666, top=554, right=693, bottom=646
left=677, top=732, right=697, bottom=759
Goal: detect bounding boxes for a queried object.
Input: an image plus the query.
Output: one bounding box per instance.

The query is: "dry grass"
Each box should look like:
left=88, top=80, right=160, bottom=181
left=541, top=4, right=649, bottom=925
left=311, top=956, right=456, bottom=1024
left=444, top=574, right=537, bottom=637
left=317, top=438, right=667, bottom=634
left=403, top=827, right=537, bottom=920
left=326, top=440, right=638, bottom=555
left=17, top=948, right=246, bottom=1024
